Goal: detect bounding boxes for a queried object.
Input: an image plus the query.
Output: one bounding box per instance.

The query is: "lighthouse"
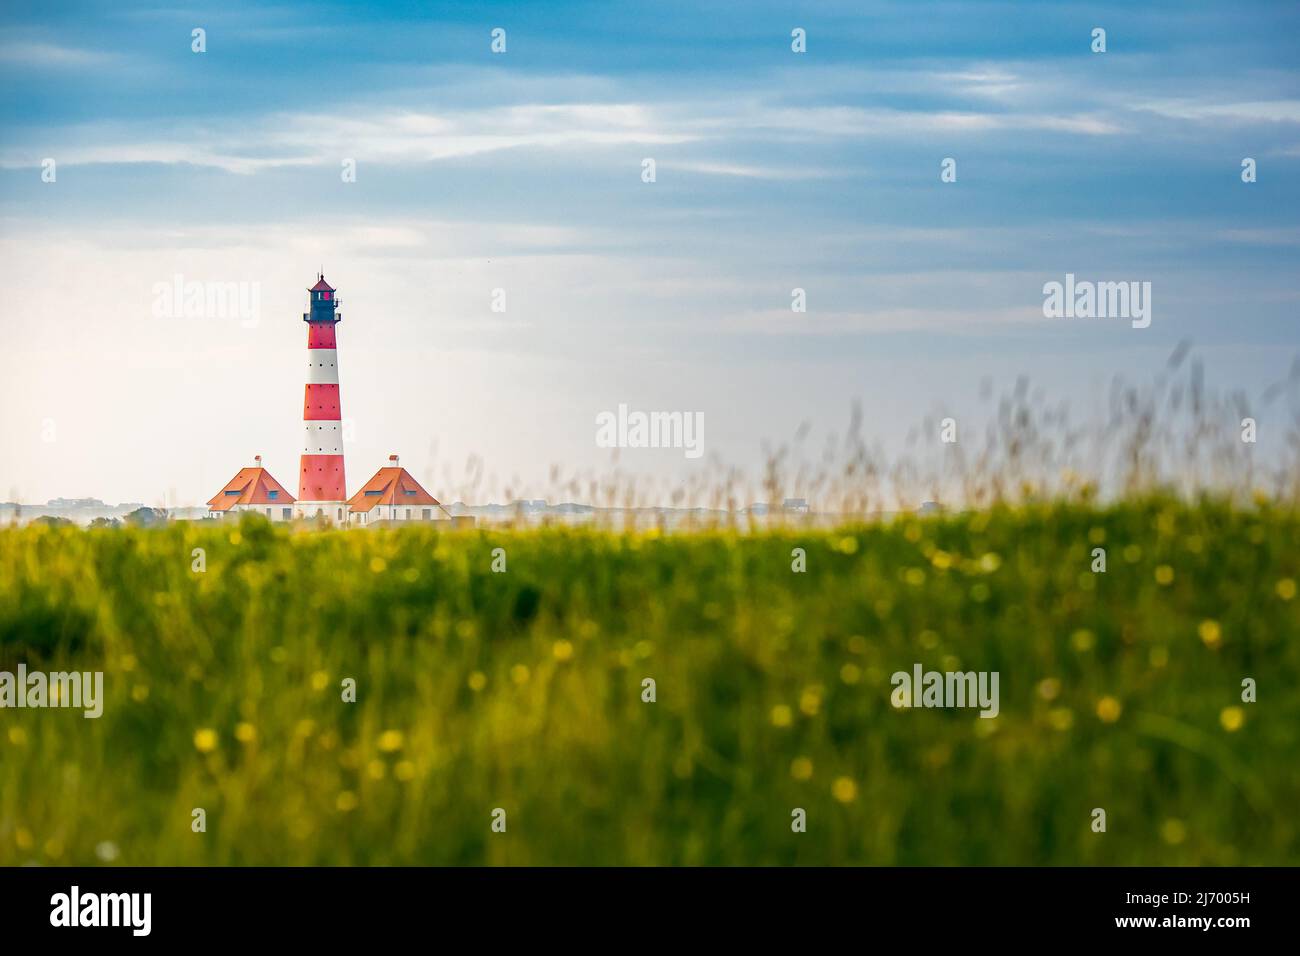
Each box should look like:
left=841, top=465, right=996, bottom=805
left=294, top=274, right=348, bottom=521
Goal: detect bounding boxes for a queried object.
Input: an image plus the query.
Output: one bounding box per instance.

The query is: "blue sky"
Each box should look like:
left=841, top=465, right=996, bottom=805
left=1, top=1, right=1298, bottom=505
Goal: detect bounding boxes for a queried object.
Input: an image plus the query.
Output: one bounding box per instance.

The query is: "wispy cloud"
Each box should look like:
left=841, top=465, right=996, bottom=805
left=1134, top=98, right=1300, bottom=124
left=0, top=41, right=117, bottom=68
left=669, top=160, right=836, bottom=180
left=0, top=90, right=1128, bottom=175
left=0, top=102, right=699, bottom=173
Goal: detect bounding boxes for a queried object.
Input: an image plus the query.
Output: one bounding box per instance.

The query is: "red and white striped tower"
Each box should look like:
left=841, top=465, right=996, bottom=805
left=295, top=273, right=348, bottom=521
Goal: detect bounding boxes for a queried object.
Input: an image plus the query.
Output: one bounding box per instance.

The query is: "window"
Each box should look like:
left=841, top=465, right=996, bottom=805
left=268, top=490, right=278, bottom=500
left=422, top=509, right=431, bottom=520
left=266, top=508, right=272, bottom=517
left=225, top=490, right=240, bottom=496
left=282, top=508, right=292, bottom=520
left=337, top=508, right=343, bottom=520
left=405, top=508, right=411, bottom=520
left=365, top=490, right=382, bottom=496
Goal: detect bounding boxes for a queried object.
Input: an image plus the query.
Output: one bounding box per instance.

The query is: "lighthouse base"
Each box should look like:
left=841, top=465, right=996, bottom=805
left=294, top=501, right=349, bottom=524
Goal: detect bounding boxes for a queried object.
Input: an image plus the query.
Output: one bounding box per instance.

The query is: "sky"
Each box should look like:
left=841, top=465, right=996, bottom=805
left=1, top=0, right=1298, bottom=507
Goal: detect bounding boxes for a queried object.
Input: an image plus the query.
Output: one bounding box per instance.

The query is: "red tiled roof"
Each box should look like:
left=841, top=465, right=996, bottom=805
left=309, top=276, right=335, bottom=292
left=346, top=467, right=445, bottom=515
left=207, top=466, right=296, bottom=512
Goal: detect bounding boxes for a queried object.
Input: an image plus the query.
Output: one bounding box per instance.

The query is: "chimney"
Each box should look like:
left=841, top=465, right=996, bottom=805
left=254, top=455, right=262, bottom=468
left=388, top=454, right=399, bottom=468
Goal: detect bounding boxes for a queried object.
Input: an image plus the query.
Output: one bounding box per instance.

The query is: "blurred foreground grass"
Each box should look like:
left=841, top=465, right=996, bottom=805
left=1, top=498, right=1297, bottom=865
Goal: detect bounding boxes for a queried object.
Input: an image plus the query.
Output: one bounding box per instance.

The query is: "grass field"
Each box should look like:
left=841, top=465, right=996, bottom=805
left=1, top=498, right=1298, bottom=865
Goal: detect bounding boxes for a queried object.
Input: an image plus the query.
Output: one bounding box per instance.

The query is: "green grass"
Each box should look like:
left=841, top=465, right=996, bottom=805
left=1, top=498, right=1298, bottom=865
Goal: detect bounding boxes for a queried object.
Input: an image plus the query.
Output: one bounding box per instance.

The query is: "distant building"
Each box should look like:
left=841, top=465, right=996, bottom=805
left=47, top=497, right=107, bottom=509
left=509, top=499, right=548, bottom=512
left=207, top=456, right=297, bottom=521
left=347, top=455, right=449, bottom=526
left=782, top=498, right=809, bottom=514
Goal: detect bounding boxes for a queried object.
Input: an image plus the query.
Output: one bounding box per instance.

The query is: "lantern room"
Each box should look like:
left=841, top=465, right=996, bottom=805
left=305, top=274, right=341, bottom=324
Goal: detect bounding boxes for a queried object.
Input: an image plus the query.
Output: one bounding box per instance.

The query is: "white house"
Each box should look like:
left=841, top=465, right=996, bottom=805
left=206, top=456, right=296, bottom=521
